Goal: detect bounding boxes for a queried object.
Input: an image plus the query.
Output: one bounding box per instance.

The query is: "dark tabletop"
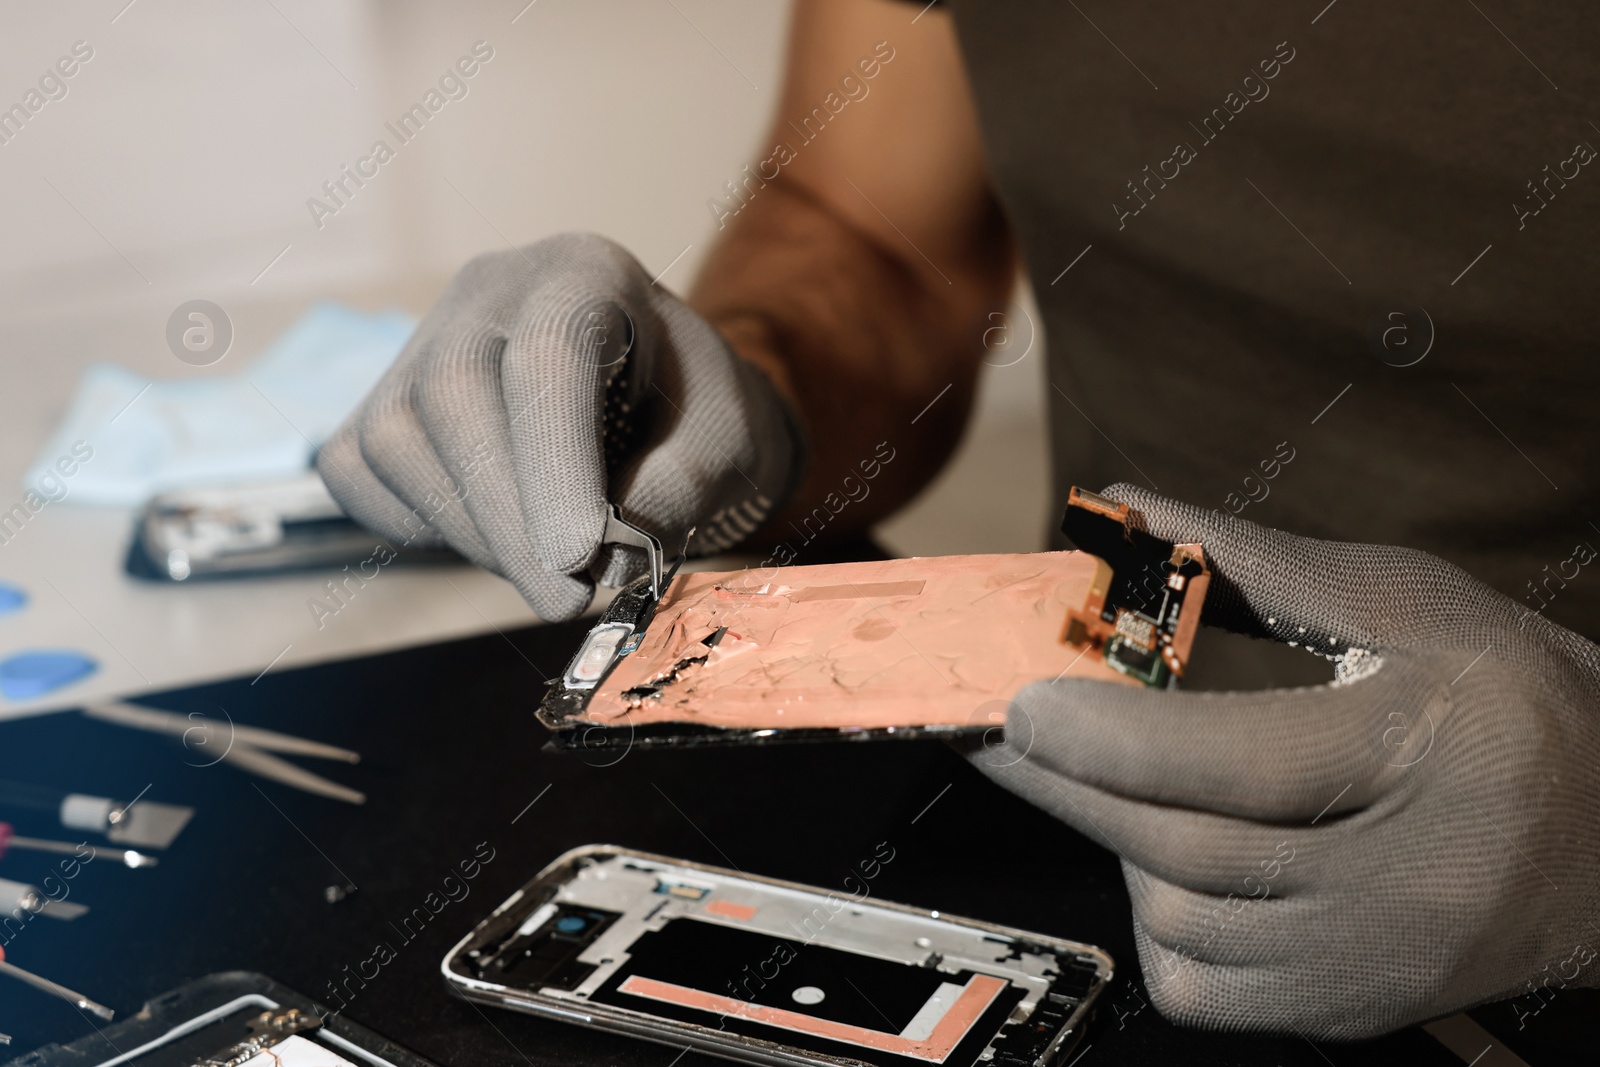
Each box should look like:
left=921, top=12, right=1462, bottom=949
left=0, top=607, right=1593, bottom=1066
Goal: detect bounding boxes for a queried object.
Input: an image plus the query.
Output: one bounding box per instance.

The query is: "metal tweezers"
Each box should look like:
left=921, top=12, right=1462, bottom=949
left=602, top=504, right=665, bottom=601
left=81, top=701, right=365, bottom=805
left=601, top=504, right=692, bottom=628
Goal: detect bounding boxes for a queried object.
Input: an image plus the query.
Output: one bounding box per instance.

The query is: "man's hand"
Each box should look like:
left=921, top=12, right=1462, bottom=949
left=318, top=233, right=806, bottom=621
left=975, top=484, right=1600, bottom=1039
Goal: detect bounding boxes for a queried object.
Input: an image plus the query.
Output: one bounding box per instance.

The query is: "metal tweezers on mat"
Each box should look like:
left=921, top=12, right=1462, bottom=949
left=81, top=701, right=365, bottom=805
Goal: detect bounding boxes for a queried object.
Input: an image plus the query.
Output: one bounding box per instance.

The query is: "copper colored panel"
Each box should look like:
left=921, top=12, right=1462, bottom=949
left=580, top=552, right=1134, bottom=731
left=788, top=580, right=927, bottom=602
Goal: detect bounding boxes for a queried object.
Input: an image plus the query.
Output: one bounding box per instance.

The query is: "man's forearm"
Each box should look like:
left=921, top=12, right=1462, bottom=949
left=691, top=178, right=1013, bottom=544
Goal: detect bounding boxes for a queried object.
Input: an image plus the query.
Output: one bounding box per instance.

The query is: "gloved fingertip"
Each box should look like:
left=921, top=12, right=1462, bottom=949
left=1095, top=482, right=1214, bottom=540
left=591, top=544, right=648, bottom=590
left=534, top=506, right=607, bottom=575
left=1097, top=481, right=1154, bottom=505
left=517, top=570, right=595, bottom=623
left=315, top=424, right=364, bottom=501
left=1013, top=675, right=1142, bottom=713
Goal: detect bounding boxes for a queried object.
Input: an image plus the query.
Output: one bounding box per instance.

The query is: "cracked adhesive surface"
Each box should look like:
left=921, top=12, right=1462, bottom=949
left=583, top=551, right=1130, bottom=729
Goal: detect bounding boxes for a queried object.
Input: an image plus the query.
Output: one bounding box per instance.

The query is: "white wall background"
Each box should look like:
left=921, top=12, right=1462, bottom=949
left=0, top=0, right=1048, bottom=716
left=0, top=0, right=799, bottom=315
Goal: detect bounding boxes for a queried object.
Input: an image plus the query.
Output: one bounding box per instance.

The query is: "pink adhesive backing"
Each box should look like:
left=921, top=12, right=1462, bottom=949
left=582, top=551, right=1135, bottom=731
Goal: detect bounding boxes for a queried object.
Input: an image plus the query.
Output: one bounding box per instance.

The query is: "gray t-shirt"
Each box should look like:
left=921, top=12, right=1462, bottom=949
left=945, top=1, right=1597, bottom=641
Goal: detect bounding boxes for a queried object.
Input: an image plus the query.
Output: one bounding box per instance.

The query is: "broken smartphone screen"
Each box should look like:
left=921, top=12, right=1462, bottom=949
left=537, top=488, right=1209, bottom=750
left=442, top=846, right=1112, bottom=1067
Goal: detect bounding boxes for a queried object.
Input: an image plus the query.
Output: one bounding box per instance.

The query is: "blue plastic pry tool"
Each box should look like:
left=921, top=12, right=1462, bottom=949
left=0, top=650, right=98, bottom=700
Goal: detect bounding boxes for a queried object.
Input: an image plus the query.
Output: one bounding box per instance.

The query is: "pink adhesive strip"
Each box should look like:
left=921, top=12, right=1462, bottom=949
left=616, top=972, right=1009, bottom=1062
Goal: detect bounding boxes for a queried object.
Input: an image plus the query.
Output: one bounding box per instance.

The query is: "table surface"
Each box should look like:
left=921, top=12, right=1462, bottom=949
left=0, top=618, right=1593, bottom=1067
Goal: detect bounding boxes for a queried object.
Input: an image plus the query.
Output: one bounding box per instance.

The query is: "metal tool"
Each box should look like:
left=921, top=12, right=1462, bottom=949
left=602, top=504, right=665, bottom=601
left=0, top=778, right=193, bottom=850
left=0, top=877, right=88, bottom=921
left=0, top=823, right=156, bottom=868
left=600, top=507, right=694, bottom=639
left=0, top=945, right=113, bottom=1020
left=543, top=518, right=694, bottom=725
left=82, top=701, right=365, bottom=805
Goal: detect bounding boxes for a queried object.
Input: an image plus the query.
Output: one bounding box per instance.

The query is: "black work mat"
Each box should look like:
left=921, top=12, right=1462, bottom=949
left=0, top=615, right=1591, bottom=1066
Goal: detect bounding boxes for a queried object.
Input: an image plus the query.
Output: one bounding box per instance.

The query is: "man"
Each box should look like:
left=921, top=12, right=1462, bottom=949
left=320, top=0, right=1600, bottom=1039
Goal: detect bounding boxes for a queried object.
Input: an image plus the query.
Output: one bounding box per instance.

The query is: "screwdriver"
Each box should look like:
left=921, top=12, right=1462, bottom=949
left=0, top=945, right=114, bottom=1019
left=0, top=777, right=192, bottom=849
left=0, top=823, right=156, bottom=868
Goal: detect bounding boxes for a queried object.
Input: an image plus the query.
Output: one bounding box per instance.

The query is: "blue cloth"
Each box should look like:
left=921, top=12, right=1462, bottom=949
left=0, top=583, right=25, bottom=616
left=26, top=302, right=416, bottom=506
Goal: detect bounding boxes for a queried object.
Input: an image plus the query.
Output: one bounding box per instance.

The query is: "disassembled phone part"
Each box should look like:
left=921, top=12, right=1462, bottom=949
left=537, top=488, right=1209, bottom=750
left=124, top=474, right=459, bottom=582
left=3, top=971, right=437, bottom=1067
left=442, top=846, right=1112, bottom=1067
left=1057, top=487, right=1209, bottom=689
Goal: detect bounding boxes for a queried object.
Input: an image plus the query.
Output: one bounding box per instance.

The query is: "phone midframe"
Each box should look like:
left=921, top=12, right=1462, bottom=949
left=441, top=845, right=1112, bottom=1067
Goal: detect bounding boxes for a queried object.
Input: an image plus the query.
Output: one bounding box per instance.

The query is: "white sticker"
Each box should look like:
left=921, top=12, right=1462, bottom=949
left=239, top=1034, right=361, bottom=1067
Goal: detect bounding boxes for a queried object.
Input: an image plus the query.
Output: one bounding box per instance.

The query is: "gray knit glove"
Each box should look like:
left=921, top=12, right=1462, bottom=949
left=974, top=484, right=1600, bottom=1039
left=317, top=233, right=806, bottom=620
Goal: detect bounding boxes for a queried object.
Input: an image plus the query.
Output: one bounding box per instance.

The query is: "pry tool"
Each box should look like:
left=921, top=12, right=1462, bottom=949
left=0, top=823, right=156, bottom=868
left=0, top=945, right=114, bottom=1020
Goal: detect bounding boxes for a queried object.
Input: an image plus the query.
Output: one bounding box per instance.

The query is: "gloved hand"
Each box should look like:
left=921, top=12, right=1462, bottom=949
left=318, top=233, right=806, bottom=621
left=974, top=483, right=1600, bottom=1039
